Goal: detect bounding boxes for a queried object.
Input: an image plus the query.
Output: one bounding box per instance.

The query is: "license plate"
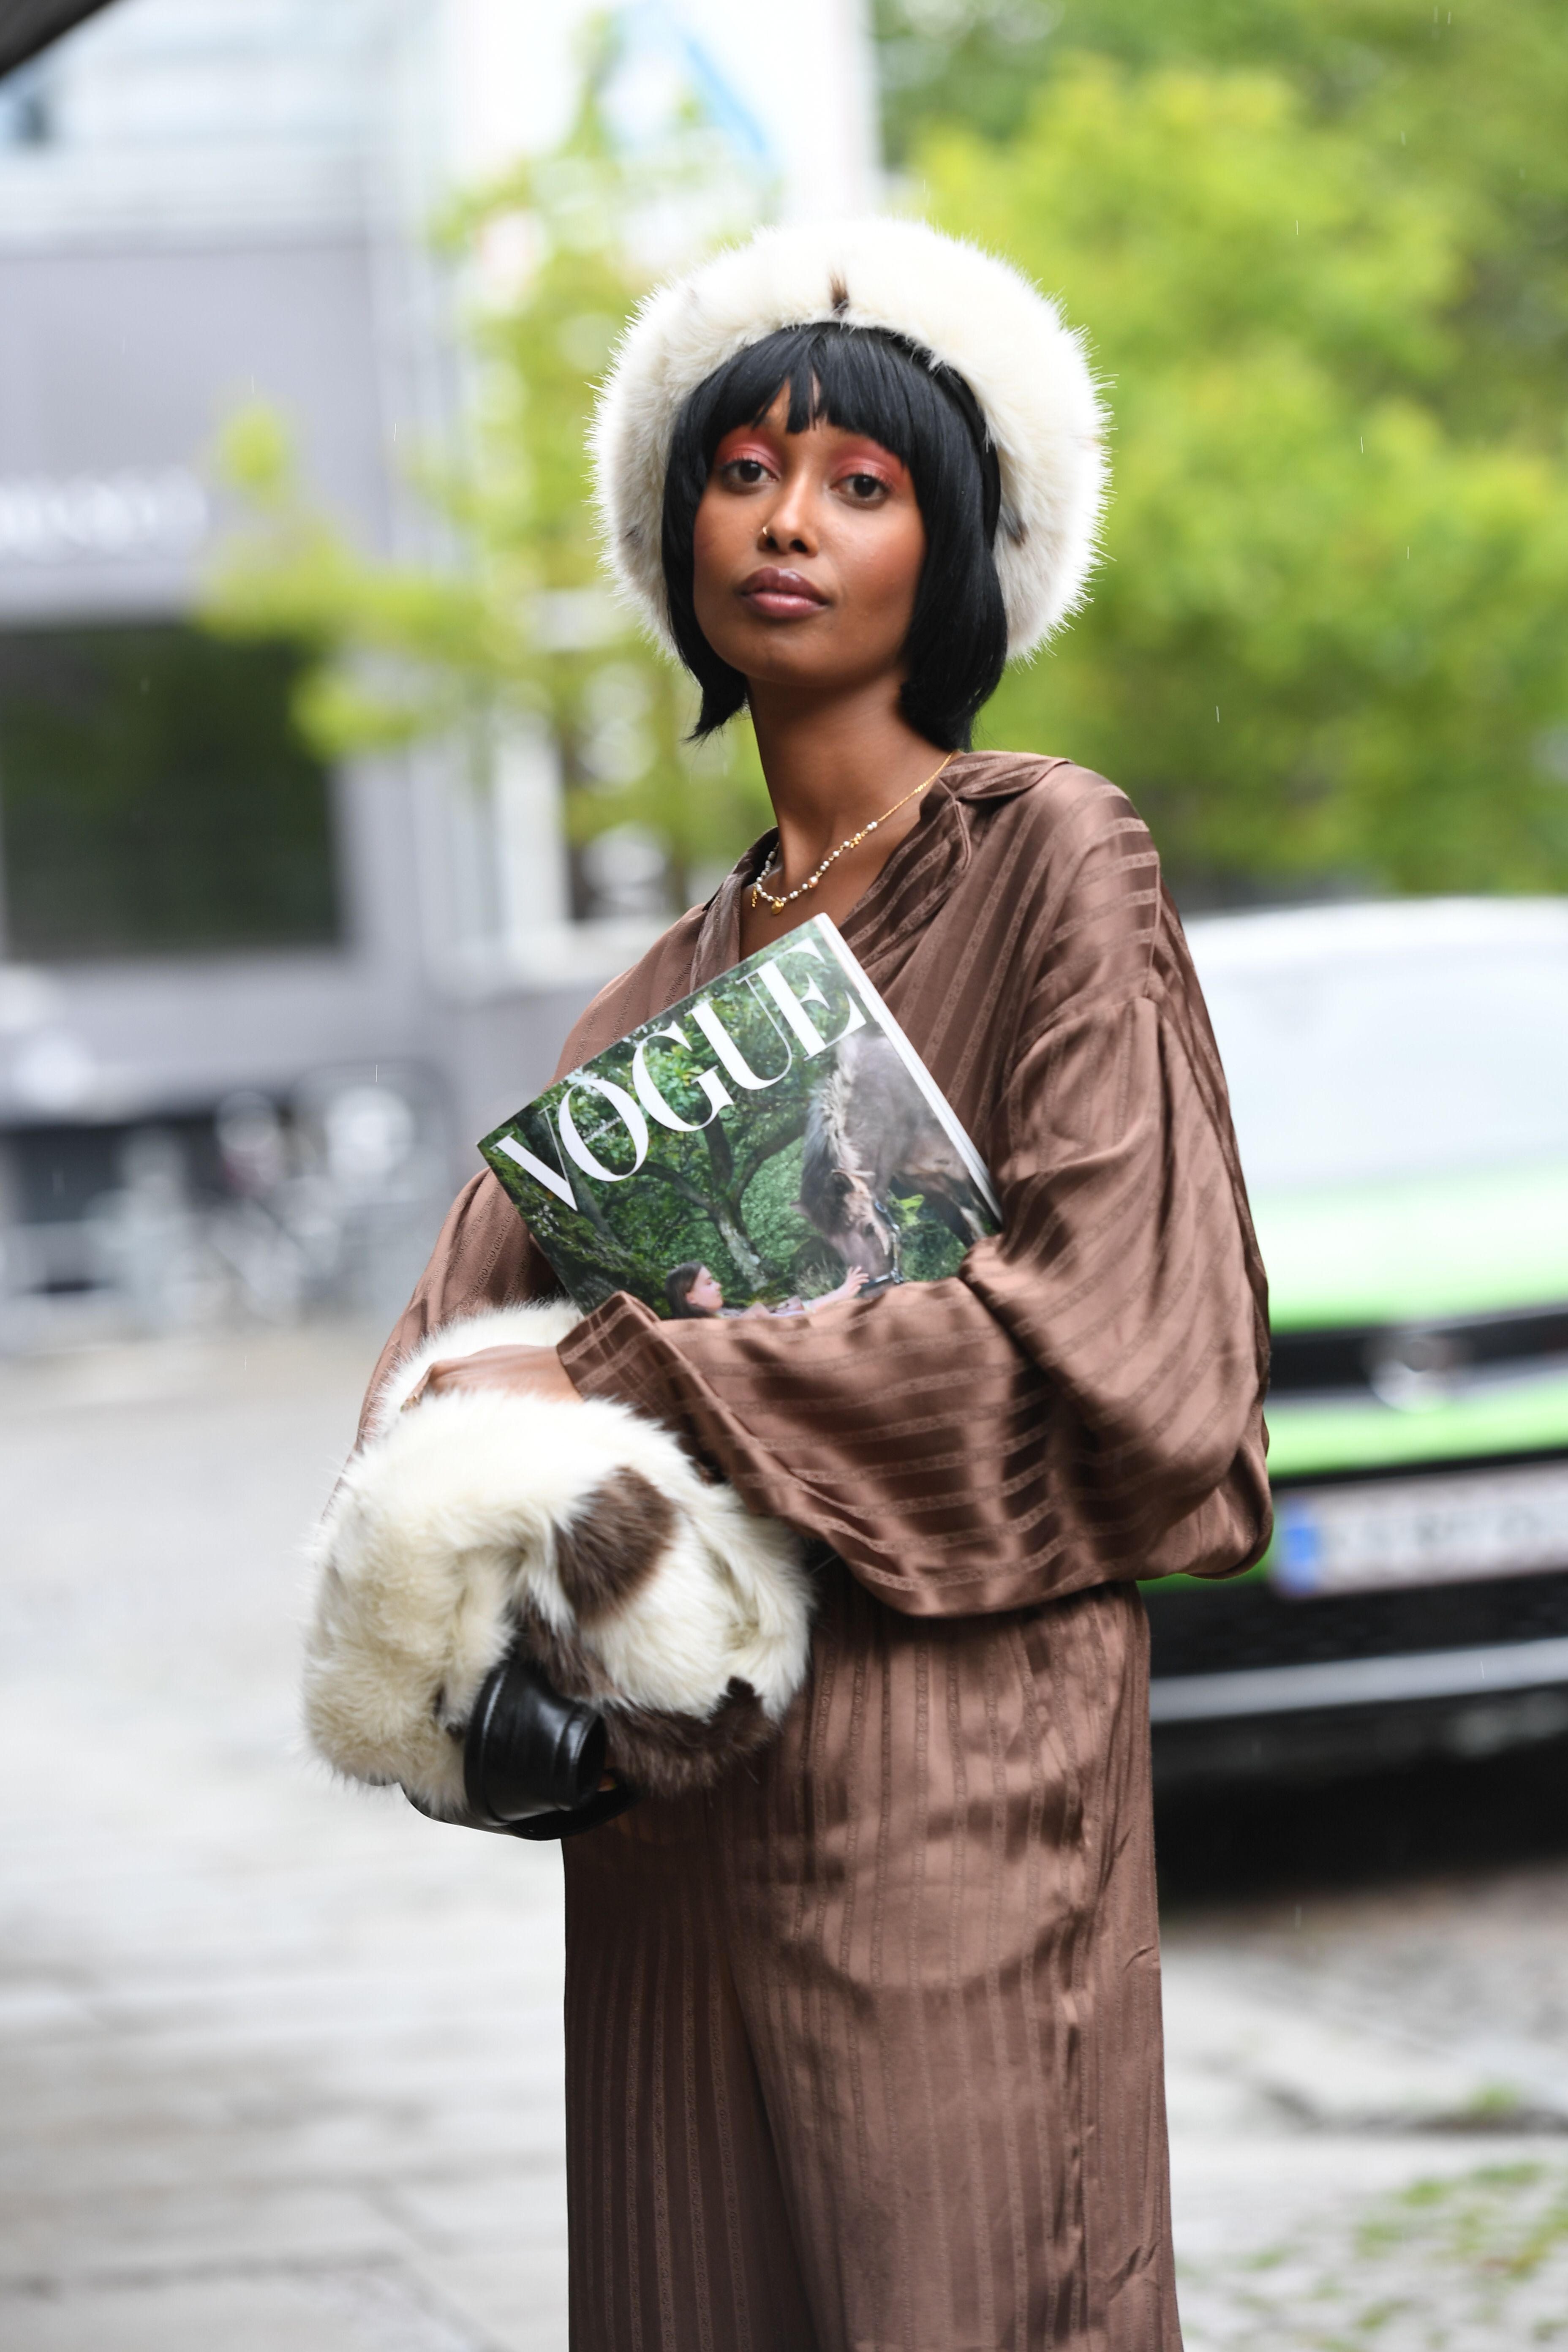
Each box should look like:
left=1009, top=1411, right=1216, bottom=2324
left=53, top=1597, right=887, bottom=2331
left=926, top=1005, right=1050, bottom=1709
left=1272, top=1462, right=1568, bottom=1598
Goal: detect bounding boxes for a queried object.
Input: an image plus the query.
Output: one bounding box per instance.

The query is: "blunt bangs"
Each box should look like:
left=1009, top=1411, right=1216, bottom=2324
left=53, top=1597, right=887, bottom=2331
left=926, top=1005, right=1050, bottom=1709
left=660, top=323, right=1008, bottom=749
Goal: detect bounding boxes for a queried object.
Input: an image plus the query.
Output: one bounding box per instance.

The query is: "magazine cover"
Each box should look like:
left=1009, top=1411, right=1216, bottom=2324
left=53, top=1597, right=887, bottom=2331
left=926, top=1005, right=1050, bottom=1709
left=479, top=915, right=1000, bottom=1320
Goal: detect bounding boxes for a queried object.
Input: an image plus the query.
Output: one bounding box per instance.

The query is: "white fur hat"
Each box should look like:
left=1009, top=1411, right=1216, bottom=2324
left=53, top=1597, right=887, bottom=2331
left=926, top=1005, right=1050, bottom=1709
left=591, top=215, right=1108, bottom=662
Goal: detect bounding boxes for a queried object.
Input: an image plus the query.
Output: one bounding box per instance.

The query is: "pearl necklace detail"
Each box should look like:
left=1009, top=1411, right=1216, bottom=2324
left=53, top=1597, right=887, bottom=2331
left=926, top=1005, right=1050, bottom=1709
left=748, top=753, right=956, bottom=916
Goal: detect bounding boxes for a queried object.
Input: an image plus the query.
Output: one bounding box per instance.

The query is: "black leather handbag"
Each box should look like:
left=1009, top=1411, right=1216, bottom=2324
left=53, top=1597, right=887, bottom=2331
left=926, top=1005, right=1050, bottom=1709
left=466, top=1650, right=638, bottom=1839
left=406, top=1650, right=637, bottom=1841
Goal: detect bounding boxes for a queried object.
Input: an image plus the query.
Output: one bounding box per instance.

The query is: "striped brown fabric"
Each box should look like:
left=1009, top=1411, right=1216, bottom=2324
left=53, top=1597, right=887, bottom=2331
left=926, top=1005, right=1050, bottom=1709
left=564, top=1573, right=1171, bottom=2352
left=365, top=754, right=1272, bottom=2350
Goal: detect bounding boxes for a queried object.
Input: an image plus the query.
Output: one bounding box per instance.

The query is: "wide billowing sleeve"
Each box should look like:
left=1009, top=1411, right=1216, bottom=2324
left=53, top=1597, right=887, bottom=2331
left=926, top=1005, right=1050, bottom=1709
left=559, top=830, right=1271, bottom=1619
left=354, top=1171, right=557, bottom=1446
left=351, top=921, right=713, bottom=1445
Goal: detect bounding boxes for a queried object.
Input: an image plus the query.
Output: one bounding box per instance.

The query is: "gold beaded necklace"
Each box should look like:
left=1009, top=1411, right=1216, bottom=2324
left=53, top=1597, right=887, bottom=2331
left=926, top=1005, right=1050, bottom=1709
left=748, top=752, right=956, bottom=917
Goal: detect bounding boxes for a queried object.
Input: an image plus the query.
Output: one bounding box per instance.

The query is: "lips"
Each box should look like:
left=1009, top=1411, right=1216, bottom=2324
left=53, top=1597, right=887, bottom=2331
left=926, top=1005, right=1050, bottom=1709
left=738, top=566, right=829, bottom=619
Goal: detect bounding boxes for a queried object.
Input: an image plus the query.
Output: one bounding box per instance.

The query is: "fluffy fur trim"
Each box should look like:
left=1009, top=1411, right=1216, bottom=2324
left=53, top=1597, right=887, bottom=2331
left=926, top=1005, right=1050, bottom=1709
left=592, top=215, right=1108, bottom=661
left=303, top=1303, right=814, bottom=1816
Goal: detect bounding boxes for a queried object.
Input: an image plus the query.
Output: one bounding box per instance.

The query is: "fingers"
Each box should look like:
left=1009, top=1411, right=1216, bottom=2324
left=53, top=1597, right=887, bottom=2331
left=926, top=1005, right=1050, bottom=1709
left=417, top=1356, right=485, bottom=1399
left=398, top=1345, right=579, bottom=1410
left=399, top=1355, right=465, bottom=1411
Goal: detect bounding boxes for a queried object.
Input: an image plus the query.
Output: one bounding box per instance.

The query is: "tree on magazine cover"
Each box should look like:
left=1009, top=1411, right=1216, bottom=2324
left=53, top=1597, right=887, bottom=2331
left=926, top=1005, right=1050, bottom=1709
left=516, top=989, right=834, bottom=1311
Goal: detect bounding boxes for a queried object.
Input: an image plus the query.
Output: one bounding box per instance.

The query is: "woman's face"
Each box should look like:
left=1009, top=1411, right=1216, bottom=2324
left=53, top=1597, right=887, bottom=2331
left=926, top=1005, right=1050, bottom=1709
left=688, top=1265, right=724, bottom=1314
left=691, top=389, right=926, bottom=700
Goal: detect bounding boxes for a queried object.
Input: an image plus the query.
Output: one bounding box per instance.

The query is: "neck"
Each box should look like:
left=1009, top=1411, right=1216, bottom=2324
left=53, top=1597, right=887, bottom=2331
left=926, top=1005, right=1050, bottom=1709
left=748, top=674, right=947, bottom=882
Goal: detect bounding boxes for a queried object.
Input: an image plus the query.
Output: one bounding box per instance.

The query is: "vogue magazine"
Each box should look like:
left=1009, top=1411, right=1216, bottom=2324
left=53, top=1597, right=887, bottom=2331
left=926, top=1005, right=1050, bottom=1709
left=480, top=915, right=999, bottom=1319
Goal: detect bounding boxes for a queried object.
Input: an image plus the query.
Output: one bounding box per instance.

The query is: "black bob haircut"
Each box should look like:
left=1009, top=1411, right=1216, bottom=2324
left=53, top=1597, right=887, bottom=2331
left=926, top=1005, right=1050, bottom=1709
left=660, top=322, right=1008, bottom=751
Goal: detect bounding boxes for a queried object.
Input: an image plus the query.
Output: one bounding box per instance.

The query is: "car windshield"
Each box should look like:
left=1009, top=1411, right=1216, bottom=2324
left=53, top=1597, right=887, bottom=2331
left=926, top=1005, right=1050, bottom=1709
left=1193, top=930, right=1568, bottom=1196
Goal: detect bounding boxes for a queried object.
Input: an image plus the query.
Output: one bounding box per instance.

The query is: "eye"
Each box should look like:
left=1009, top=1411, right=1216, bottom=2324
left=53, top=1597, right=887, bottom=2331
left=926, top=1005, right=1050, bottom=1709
left=839, top=470, right=890, bottom=503
left=718, top=455, right=773, bottom=488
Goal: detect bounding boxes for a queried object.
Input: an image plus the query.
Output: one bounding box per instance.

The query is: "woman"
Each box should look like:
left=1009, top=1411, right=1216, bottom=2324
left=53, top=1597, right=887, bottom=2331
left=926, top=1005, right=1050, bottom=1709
left=367, top=219, right=1271, bottom=2350
left=665, top=1259, right=869, bottom=1319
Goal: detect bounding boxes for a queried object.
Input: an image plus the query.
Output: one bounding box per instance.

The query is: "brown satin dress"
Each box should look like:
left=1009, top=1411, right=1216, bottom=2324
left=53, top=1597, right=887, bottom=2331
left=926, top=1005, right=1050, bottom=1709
left=366, top=753, right=1273, bottom=2352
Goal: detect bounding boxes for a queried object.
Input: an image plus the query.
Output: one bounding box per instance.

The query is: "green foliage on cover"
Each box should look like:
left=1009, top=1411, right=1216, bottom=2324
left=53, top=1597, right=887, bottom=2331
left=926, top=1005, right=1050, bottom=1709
left=480, top=928, right=995, bottom=1316
left=486, top=958, right=822, bottom=1313
left=892, top=1205, right=968, bottom=1285
left=741, top=1140, right=826, bottom=1287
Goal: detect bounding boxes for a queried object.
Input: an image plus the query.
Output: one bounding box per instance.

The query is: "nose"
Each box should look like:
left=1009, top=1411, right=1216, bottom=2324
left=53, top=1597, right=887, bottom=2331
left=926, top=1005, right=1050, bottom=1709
left=758, top=467, right=819, bottom=556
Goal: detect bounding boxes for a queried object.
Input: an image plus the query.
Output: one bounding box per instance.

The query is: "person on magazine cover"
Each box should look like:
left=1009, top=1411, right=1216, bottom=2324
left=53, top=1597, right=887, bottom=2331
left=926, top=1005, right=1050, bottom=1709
left=347, top=219, right=1271, bottom=2349
left=665, top=1258, right=868, bottom=1319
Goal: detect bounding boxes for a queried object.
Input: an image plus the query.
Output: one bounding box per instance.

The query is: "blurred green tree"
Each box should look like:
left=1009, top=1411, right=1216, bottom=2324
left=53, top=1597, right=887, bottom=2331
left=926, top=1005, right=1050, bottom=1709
left=903, top=29, right=1568, bottom=894
left=210, top=9, right=1568, bottom=906
left=884, top=0, right=1568, bottom=436
left=206, top=71, right=770, bottom=914
left=875, top=0, right=1064, bottom=157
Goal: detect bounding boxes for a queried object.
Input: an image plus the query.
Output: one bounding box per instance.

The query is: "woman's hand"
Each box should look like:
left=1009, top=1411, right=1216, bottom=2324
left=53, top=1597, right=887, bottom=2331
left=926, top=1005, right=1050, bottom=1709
left=403, top=1343, right=581, bottom=1412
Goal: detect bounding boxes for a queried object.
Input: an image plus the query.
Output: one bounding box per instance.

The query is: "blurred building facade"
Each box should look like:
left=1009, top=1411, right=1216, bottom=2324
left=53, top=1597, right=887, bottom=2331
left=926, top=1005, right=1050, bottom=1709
left=0, top=0, right=878, bottom=1344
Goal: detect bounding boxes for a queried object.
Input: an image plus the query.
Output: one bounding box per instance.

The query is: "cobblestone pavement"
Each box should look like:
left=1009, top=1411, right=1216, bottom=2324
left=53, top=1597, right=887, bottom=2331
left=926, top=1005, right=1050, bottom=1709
left=3, top=1330, right=1567, bottom=2350
left=1161, top=1880, right=1568, bottom=2345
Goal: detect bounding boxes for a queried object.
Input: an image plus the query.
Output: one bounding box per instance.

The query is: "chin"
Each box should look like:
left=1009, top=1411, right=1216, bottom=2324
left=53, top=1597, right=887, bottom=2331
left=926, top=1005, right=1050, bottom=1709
left=709, top=615, right=828, bottom=666
left=728, top=629, right=868, bottom=684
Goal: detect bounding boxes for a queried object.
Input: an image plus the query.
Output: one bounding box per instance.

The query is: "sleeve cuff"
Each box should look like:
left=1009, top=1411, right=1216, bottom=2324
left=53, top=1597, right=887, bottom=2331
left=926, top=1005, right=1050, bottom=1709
left=558, top=1290, right=670, bottom=1416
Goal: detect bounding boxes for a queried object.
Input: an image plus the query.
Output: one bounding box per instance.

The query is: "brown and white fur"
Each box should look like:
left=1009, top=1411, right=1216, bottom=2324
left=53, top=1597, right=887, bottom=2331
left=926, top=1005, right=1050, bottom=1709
left=303, top=1302, right=814, bottom=1817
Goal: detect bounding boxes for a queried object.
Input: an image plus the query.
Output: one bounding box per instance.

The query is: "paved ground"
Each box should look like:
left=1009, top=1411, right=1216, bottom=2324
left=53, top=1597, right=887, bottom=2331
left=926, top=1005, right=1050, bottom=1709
left=3, top=1327, right=1567, bottom=2349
